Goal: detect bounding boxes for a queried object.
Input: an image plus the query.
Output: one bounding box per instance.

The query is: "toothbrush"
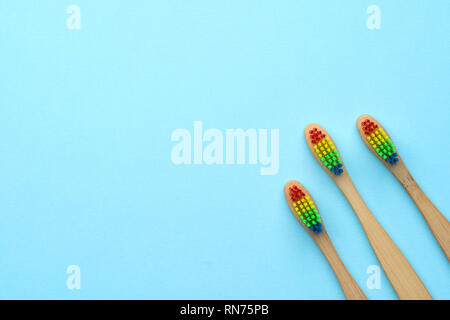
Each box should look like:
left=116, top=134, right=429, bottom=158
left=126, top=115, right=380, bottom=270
left=284, top=180, right=367, bottom=300
left=305, top=123, right=432, bottom=300
left=357, top=115, right=449, bottom=260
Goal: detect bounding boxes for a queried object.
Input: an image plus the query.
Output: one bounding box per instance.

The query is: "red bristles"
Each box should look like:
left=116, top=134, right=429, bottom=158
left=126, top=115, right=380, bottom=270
left=289, top=185, right=305, bottom=202
left=309, top=128, right=326, bottom=145
left=361, top=119, right=378, bottom=135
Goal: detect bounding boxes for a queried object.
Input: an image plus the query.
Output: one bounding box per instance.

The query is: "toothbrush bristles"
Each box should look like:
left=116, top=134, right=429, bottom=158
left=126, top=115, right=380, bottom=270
left=309, top=128, right=344, bottom=176
left=288, top=185, right=322, bottom=234
left=361, top=119, right=399, bottom=165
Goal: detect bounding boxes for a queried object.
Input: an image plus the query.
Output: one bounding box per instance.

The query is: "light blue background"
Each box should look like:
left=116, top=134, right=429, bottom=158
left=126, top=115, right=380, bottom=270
left=0, top=1, right=449, bottom=299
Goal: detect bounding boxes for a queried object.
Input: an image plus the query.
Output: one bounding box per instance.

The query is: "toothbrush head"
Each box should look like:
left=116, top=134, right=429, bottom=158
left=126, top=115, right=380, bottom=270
left=305, top=124, right=344, bottom=176
left=357, top=115, right=400, bottom=165
left=284, top=180, right=323, bottom=234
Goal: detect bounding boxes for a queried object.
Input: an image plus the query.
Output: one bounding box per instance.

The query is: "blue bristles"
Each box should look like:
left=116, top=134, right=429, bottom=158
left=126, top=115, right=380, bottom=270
left=331, top=163, right=344, bottom=176
left=310, top=223, right=323, bottom=234
left=386, top=153, right=399, bottom=165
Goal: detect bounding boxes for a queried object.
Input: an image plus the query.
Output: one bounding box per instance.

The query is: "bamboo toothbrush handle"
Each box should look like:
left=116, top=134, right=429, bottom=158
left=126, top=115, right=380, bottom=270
left=337, top=175, right=432, bottom=300
left=314, top=232, right=367, bottom=300
left=394, top=168, right=450, bottom=260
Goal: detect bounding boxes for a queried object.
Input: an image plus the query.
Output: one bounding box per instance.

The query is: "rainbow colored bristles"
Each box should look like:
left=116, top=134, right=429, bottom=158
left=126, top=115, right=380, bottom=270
left=288, top=185, right=322, bottom=233
left=361, top=119, right=399, bottom=165
left=309, top=128, right=344, bottom=176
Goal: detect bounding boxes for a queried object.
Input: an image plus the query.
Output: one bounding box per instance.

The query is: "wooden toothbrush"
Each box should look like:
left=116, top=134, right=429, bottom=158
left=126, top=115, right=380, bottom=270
left=305, top=123, right=432, bottom=300
left=357, top=115, right=450, bottom=260
left=284, top=180, right=367, bottom=300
